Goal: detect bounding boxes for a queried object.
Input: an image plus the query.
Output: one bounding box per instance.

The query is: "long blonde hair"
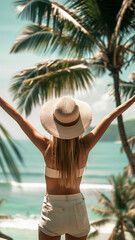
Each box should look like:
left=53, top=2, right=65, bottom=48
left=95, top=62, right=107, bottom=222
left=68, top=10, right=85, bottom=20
left=52, top=136, right=83, bottom=188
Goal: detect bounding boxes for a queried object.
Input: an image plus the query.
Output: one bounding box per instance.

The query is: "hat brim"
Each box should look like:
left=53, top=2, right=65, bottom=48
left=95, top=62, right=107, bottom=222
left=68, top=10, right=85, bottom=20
left=40, top=98, right=92, bottom=139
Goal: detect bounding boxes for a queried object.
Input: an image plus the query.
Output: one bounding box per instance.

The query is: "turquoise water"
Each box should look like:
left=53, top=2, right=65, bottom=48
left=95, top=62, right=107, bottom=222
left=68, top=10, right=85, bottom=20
left=0, top=140, right=129, bottom=239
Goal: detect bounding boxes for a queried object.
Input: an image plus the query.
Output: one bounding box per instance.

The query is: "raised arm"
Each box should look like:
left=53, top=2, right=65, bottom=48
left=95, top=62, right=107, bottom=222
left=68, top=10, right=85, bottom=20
left=83, top=95, right=135, bottom=153
left=0, top=97, right=50, bottom=155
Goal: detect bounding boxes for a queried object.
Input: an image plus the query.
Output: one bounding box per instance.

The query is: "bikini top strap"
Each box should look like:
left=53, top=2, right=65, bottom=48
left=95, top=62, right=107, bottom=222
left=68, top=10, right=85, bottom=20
left=45, top=166, right=85, bottom=178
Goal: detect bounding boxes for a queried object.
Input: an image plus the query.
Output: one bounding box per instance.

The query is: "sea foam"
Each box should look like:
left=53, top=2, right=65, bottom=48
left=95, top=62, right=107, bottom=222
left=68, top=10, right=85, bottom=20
left=0, top=215, right=116, bottom=234
left=0, top=180, right=113, bottom=190
left=0, top=215, right=39, bottom=230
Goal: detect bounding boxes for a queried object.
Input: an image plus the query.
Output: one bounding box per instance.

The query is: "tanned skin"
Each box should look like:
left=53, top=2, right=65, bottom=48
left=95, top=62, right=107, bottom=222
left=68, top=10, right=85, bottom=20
left=0, top=96, right=135, bottom=240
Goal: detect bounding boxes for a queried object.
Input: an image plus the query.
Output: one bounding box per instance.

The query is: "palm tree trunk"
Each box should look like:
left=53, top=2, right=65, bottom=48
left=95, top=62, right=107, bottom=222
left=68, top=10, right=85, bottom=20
left=112, top=70, right=135, bottom=174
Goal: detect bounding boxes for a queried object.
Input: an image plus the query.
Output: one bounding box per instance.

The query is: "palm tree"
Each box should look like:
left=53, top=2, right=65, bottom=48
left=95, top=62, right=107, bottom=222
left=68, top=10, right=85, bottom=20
left=120, top=72, right=135, bottom=176
left=88, top=173, right=135, bottom=240
left=0, top=123, right=23, bottom=182
left=0, top=231, right=13, bottom=240
left=10, top=0, right=135, bottom=172
left=0, top=125, right=23, bottom=239
left=0, top=199, right=13, bottom=240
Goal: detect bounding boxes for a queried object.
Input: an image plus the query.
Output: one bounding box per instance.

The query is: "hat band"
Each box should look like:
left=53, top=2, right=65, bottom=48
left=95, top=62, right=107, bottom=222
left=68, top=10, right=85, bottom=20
left=53, top=114, right=80, bottom=127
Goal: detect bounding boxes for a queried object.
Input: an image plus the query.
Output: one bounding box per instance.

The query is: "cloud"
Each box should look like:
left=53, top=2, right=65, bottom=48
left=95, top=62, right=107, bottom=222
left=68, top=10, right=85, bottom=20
left=93, top=92, right=113, bottom=112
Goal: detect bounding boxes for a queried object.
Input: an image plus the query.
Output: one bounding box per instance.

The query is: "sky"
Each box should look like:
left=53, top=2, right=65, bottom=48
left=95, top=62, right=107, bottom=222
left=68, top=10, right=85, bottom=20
left=0, top=0, right=135, bottom=139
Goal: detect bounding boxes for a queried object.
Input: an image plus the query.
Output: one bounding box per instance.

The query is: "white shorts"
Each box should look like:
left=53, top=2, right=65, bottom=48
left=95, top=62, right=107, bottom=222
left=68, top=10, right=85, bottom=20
left=39, top=193, right=90, bottom=237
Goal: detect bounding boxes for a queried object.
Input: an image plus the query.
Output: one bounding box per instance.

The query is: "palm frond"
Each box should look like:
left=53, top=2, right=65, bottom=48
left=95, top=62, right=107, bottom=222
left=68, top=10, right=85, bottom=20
left=10, top=23, right=94, bottom=58
left=90, top=206, right=113, bottom=217
left=125, top=209, right=135, bottom=220
left=50, top=2, right=102, bottom=53
left=14, top=0, right=99, bottom=56
left=108, top=175, right=128, bottom=210
left=128, top=183, right=135, bottom=200
left=10, top=59, right=93, bottom=115
left=51, top=1, right=89, bottom=35
left=120, top=79, right=135, bottom=99
left=128, top=199, right=135, bottom=211
left=88, top=219, right=113, bottom=239
left=1, top=141, right=21, bottom=182
left=0, top=232, right=13, bottom=240
left=0, top=124, right=23, bottom=182
left=0, top=155, right=7, bottom=178
left=0, top=124, right=23, bottom=164
left=10, top=24, right=60, bottom=54
left=15, top=0, right=89, bottom=33
left=14, top=0, right=104, bottom=52
left=90, top=51, right=109, bottom=77
left=68, top=0, right=135, bottom=37
left=124, top=223, right=135, bottom=237
left=91, top=218, right=112, bottom=227
left=12, top=0, right=107, bottom=57
left=95, top=190, right=116, bottom=213
left=14, top=0, right=51, bottom=25
left=87, top=229, right=99, bottom=239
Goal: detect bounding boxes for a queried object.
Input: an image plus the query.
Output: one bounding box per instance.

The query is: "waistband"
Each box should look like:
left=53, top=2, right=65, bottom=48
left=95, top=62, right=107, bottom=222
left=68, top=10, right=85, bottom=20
left=44, top=193, right=84, bottom=201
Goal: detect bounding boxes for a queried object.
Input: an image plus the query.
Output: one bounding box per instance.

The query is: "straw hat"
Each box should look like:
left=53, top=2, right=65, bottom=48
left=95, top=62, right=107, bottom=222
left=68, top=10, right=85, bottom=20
left=40, top=96, right=92, bottom=139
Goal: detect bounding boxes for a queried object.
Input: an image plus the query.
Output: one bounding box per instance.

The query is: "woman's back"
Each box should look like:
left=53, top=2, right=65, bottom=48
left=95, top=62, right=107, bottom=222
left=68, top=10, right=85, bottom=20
left=1, top=95, right=135, bottom=240
left=44, top=138, right=89, bottom=195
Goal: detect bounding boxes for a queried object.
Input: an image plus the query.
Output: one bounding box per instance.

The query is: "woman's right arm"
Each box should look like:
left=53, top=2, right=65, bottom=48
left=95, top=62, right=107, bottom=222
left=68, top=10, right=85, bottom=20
left=83, top=95, right=135, bottom=152
left=0, top=97, right=50, bottom=154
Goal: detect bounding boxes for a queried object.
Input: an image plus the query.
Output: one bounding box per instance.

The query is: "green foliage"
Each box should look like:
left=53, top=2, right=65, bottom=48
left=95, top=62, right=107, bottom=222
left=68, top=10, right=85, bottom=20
left=0, top=123, right=23, bottom=182
left=120, top=79, right=135, bottom=99
left=14, top=0, right=51, bottom=25
left=0, top=199, right=13, bottom=239
left=0, top=232, right=13, bottom=240
left=10, top=59, right=93, bottom=115
left=89, top=172, right=135, bottom=239
left=10, top=0, right=135, bottom=115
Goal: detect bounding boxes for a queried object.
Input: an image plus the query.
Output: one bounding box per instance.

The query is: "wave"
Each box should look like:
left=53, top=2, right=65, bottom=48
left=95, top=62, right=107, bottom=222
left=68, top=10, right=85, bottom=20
left=115, top=140, right=121, bottom=144
left=0, top=214, right=39, bottom=230
left=0, top=214, right=116, bottom=234
left=81, top=183, right=113, bottom=190
left=0, top=180, right=113, bottom=190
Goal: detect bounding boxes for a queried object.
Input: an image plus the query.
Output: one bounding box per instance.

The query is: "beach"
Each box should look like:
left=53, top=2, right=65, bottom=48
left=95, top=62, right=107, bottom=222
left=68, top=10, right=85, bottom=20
left=0, top=140, right=129, bottom=239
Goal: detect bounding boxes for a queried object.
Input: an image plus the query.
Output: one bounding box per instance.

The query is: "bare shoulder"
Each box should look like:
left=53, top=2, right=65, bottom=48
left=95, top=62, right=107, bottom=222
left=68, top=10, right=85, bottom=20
left=81, top=132, right=95, bottom=153
left=40, top=137, right=52, bottom=156
left=43, top=139, right=53, bottom=165
left=79, top=136, right=92, bottom=162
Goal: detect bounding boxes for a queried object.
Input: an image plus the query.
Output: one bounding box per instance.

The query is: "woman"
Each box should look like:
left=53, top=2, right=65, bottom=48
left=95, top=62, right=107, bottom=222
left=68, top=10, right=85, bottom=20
left=0, top=95, right=135, bottom=240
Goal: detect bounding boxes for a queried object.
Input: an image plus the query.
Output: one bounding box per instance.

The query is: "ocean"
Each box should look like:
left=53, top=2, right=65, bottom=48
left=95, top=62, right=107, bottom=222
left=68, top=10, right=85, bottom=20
left=0, top=140, right=130, bottom=240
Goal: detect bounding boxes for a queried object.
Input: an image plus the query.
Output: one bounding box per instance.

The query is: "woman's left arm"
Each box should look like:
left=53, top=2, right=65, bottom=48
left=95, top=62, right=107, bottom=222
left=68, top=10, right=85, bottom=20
left=0, top=97, right=50, bottom=154
left=83, top=95, right=135, bottom=152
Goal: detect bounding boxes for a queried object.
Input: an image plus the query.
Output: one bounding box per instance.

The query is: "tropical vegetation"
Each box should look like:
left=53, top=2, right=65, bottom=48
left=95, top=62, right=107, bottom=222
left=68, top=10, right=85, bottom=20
left=120, top=72, right=135, bottom=175
left=0, top=123, right=23, bottom=182
left=0, top=199, right=13, bottom=240
left=9, top=0, right=135, bottom=172
left=88, top=173, right=135, bottom=240
left=0, top=124, right=22, bottom=238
